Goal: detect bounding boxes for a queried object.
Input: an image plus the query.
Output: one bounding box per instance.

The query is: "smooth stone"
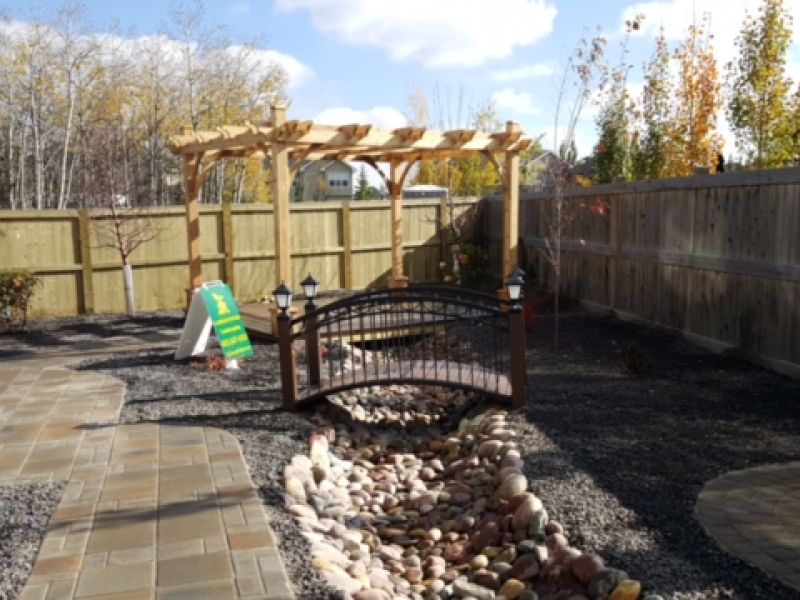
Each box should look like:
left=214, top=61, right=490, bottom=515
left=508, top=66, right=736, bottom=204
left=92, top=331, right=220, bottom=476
left=545, top=533, right=568, bottom=553
left=510, top=554, right=540, bottom=580
left=471, top=554, right=490, bottom=569
left=587, top=569, right=629, bottom=600
left=489, top=561, right=512, bottom=575
left=495, top=547, right=517, bottom=564
left=527, top=509, right=549, bottom=540
left=472, top=569, right=500, bottom=590
left=453, top=577, right=496, bottom=599
left=497, top=579, right=526, bottom=599
left=285, top=477, right=306, bottom=502
left=544, top=521, right=564, bottom=536
left=444, top=542, right=468, bottom=562
left=516, top=540, right=537, bottom=555
left=353, top=591, right=391, bottom=600
left=609, top=580, right=642, bottom=600
left=512, top=495, right=544, bottom=532
left=533, top=545, right=548, bottom=564
left=496, top=474, right=527, bottom=499
left=478, top=439, right=504, bottom=458
left=571, top=554, right=604, bottom=585
left=288, top=504, right=317, bottom=520
left=518, top=592, right=539, bottom=600
left=405, top=566, right=423, bottom=583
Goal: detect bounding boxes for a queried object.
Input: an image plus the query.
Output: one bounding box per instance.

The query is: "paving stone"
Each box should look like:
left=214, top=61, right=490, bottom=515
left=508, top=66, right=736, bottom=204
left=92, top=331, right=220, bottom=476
left=75, top=562, right=155, bottom=597
left=157, top=551, right=233, bottom=588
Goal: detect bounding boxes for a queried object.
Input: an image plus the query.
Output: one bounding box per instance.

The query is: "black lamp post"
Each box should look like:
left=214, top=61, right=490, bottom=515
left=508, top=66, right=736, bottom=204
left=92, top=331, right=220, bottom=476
left=272, top=282, right=293, bottom=316
left=301, top=273, right=320, bottom=311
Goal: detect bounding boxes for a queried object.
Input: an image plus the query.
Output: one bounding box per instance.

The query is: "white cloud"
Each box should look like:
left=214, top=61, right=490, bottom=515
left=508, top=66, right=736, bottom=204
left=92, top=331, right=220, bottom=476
left=621, top=0, right=800, bottom=66
left=315, top=106, right=407, bottom=129
left=251, top=49, right=314, bottom=88
left=275, top=0, right=557, bottom=68
left=492, top=88, right=542, bottom=116
left=491, top=62, right=554, bottom=82
left=0, top=19, right=313, bottom=90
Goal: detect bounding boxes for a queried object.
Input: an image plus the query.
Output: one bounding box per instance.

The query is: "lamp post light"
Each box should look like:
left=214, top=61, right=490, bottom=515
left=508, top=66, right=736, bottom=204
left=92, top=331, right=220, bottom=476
left=272, top=282, right=293, bottom=315
left=301, top=273, right=320, bottom=311
left=505, top=271, right=524, bottom=307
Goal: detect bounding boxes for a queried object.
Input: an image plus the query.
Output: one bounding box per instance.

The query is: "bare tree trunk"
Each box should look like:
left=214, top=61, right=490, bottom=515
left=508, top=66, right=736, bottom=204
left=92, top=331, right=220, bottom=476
left=7, top=119, right=15, bottom=210
left=57, top=76, right=74, bottom=209
left=18, top=122, right=27, bottom=209
left=30, top=83, right=44, bottom=209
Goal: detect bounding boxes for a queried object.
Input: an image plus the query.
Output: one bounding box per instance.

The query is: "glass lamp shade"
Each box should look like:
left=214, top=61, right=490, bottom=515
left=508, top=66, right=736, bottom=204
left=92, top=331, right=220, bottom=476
left=301, top=273, right=320, bottom=299
left=272, top=282, right=293, bottom=310
left=505, top=272, right=524, bottom=301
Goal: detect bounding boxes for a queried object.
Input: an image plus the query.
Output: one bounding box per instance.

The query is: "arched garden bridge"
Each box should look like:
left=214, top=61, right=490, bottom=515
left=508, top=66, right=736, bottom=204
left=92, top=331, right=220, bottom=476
left=275, top=282, right=527, bottom=410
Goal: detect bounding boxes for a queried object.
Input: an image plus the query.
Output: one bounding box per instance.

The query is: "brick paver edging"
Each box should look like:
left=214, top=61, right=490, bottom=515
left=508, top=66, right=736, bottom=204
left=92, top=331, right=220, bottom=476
left=696, top=462, right=800, bottom=593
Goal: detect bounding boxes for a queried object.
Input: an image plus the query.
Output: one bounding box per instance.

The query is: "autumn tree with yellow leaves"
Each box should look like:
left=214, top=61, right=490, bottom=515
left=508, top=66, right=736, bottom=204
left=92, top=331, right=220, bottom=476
left=663, top=15, right=724, bottom=176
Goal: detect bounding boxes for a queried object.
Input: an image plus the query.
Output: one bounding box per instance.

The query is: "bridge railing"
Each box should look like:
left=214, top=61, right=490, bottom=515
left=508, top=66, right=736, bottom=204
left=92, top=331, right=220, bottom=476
left=276, top=284, right=526, bottom=410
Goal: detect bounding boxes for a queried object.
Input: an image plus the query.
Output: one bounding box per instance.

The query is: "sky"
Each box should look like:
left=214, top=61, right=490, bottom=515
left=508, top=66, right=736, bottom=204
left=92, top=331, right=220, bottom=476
left=4, top=0, right=800, bottom=160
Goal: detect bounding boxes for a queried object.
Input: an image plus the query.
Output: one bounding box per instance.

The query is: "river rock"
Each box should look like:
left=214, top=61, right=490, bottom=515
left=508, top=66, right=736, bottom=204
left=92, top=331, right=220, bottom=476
left=453, top=577, right=496, bottom=599
left=496, top=474, right=528, bottom=499
left=571, top=554, right=604, bottom=585
left=510, top=554, right=540, bottom=580
left=497, top=578, right=526, bottom=599
left=473, top=568, right=500, bottom=589
left=512, top=494, right=544, bottom=532
left=609, top=580, right=642, bottom=600
left=587, top=569, right=629, bottom=599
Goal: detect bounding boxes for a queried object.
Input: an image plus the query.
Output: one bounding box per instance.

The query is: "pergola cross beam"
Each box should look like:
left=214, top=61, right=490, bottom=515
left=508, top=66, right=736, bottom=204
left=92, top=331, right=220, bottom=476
left=169, top=104, right=530, bottom=301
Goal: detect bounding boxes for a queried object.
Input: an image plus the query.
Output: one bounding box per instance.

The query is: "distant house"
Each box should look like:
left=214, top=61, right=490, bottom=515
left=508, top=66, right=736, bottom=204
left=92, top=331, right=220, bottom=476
left=403, top=184, right=448, bottom=200
left=298, top=160, right=355, bottom=201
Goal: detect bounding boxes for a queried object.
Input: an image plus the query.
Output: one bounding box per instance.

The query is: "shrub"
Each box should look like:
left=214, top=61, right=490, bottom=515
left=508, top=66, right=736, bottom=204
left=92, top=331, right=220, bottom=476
left=0, top=270, right=40, bottom=331
left=457, top=242, right=491, bottom=288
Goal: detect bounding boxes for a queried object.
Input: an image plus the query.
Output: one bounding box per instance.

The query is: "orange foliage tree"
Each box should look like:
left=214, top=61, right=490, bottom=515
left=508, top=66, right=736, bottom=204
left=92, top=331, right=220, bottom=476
left=663, top=14, right=723, bottom=176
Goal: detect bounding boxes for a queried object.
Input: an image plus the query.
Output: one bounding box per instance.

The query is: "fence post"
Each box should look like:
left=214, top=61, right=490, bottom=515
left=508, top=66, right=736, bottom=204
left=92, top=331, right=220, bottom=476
left=508, top=304, right=527, bottom=409
left=78, top=209, right=95, bottom=314
left=277, top=312, right=297, bottom=410
left=304, top=301, right=321, bottom=386
left=342, top=201, right=353, bottom=289
left=222, top=201, right=235, bottom=293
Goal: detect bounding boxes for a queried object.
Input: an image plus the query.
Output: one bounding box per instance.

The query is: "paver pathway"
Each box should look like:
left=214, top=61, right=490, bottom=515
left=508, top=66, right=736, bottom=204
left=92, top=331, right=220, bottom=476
left=697, top=462, right=800, bottom=593
left=0, top=358, right=295, bottom=600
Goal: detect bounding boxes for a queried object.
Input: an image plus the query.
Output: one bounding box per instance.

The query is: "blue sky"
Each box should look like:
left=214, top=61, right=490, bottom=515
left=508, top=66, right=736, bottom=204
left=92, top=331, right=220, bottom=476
left=4, top=0, right=800, bottom=158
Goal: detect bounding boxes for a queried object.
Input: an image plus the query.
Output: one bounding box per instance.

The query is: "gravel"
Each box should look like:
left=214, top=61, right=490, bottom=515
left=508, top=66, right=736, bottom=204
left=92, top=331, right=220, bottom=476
left=0, top=482, right=66, bottom=600
left=74, top=303, right=800, bottom=600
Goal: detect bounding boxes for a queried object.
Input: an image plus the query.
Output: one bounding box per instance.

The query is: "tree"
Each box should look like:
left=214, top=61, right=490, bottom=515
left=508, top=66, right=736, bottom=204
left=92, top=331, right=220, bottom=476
left=541, top=30, right=606, bottom=348
left=592, top=17, right=641, bottom=184
left=355, top=165, right=378, bottom=200
left=727, top=0, right=793, bottom=167
left=631, top=28, right=671, bottom=179
left=663, top=14, right=723, bottom=176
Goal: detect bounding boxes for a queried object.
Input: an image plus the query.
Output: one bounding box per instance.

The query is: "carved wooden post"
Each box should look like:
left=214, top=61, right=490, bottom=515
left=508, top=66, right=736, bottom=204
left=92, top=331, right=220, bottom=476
left=277, top=312, right=297, bottom=410
left=508, top=302, right=527, bottom=409
left=304, top=300, right=321, bottom=387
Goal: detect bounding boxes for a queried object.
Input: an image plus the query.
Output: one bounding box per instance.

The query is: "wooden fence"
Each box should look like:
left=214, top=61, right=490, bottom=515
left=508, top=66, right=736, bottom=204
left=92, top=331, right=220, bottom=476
left=0, top=198, right=478, bottom=317
left=485, top=167, right=800, bottom=378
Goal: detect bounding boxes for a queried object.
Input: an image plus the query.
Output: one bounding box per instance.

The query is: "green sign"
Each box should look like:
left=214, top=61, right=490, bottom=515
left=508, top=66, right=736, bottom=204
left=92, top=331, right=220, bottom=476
left=199, top=283, right=254, bottom=360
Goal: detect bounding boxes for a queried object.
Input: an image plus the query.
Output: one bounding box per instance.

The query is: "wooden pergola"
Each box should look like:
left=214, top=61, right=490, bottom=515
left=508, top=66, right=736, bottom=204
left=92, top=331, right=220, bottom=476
left=168, top=104, right=532, bottom=297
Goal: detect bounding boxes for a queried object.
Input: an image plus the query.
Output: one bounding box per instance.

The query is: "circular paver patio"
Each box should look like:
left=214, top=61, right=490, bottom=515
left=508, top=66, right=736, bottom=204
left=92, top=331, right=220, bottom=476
left=697, top=462, right=800, bottom=593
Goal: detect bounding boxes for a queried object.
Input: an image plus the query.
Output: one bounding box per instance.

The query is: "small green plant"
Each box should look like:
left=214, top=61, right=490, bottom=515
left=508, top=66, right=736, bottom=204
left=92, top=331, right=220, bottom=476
left=620, top=342, right=649, bottom=376
left=0, top=270, right=41, bottom=331
left=457, top=242, right=491, bottom=288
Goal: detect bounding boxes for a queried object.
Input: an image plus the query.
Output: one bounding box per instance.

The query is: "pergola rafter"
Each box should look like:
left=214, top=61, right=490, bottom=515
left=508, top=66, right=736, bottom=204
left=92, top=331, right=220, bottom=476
left=169, top=104, right=529, bottom=299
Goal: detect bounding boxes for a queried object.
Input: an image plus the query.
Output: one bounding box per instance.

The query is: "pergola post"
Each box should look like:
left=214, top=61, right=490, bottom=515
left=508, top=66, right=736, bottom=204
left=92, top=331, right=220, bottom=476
left=388, top=159, right=408, bottom=289
left=270, top=104, right=293, bottom=288
left=503, top=122, right=521, bottom=279
left=183, top=151, right=203, bottom=307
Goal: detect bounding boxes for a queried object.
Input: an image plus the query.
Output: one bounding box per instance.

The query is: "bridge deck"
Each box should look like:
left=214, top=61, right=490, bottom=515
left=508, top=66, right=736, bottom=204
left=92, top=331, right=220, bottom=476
left=299, top=360, right=511, bottom=403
